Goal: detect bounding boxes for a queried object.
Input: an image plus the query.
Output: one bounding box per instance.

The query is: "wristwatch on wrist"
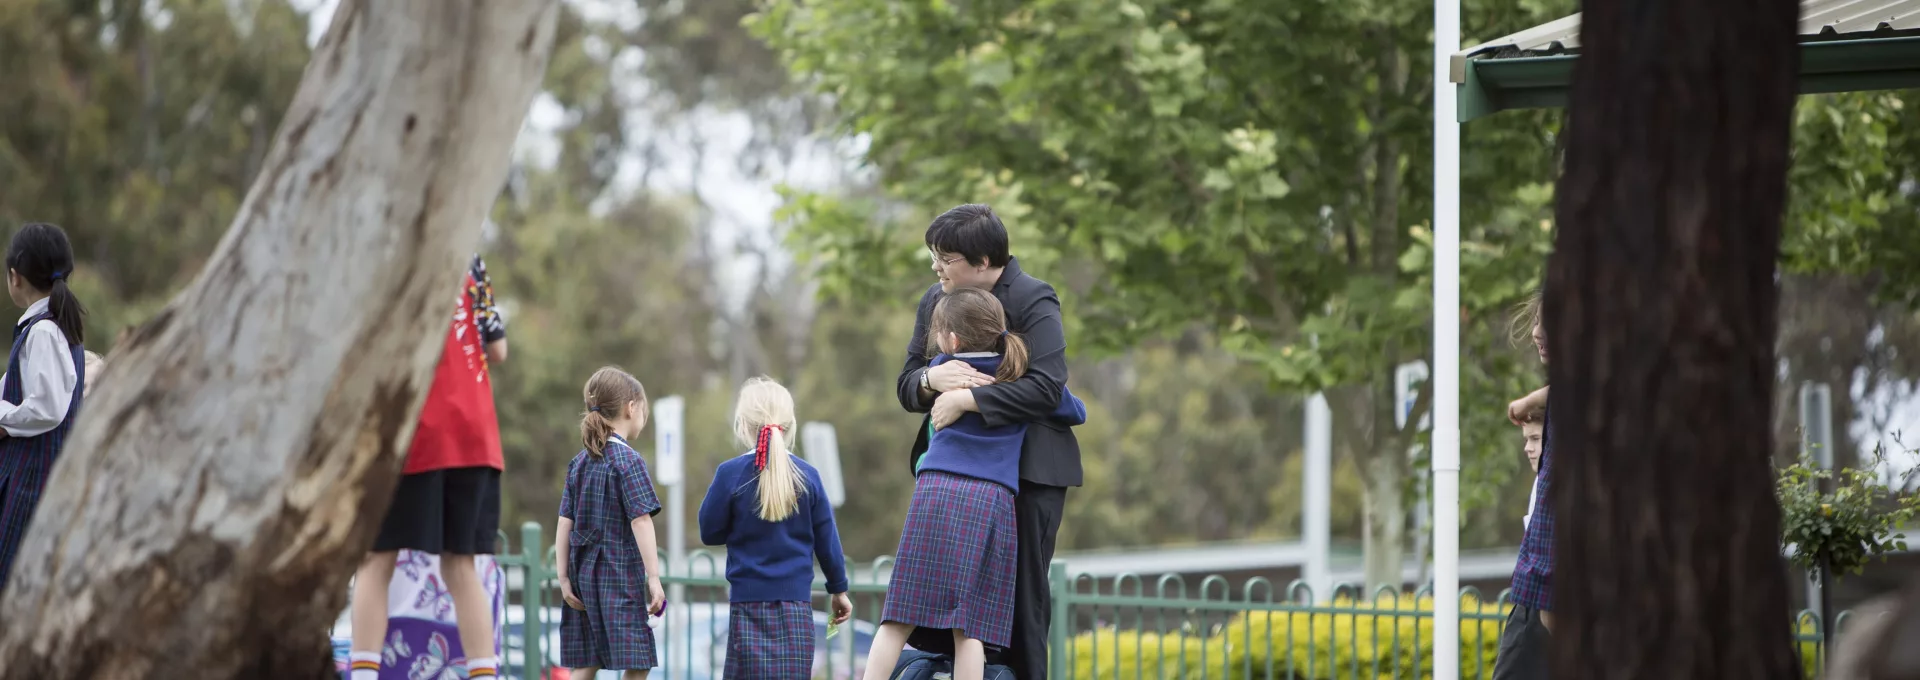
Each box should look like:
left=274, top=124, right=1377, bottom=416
left=920, top=368, right=932, bottom=391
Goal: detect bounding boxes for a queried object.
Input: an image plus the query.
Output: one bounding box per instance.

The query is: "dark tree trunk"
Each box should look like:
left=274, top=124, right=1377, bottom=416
left=1545, top=0, right=1802, bottom=677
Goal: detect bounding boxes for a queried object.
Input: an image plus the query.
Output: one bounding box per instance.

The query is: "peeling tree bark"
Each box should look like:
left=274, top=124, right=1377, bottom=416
left=0, top=2, right=560, bottom=677
left=1546, top=0, right=1800, bottom=677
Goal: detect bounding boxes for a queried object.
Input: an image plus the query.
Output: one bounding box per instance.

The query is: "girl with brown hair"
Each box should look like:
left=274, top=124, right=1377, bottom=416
left=556, top=367, right=665, bottom=679
left=863, top=287, right=1087, bottom=680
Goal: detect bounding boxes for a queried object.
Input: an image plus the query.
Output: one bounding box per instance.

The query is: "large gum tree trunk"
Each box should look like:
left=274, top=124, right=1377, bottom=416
left=1545, top=0, right=1801, bottom=677
left=0, top=2, right=560, bottom=677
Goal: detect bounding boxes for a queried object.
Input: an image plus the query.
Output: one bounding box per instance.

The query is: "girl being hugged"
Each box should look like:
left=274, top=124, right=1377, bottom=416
left=697, top=377, right=854, bottom=680
left=863, top=287, right=1087, bottom=680
left=0, top=223, right=88, bottom=585
left=557, top=367, right=666, bottom=680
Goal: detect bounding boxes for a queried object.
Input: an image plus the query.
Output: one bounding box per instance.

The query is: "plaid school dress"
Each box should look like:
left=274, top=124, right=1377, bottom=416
left=881, top=470, right=1019, bottom=649
left=559, top=434, right=662, bottom=670
left=0, top=310, right=84, bottom=585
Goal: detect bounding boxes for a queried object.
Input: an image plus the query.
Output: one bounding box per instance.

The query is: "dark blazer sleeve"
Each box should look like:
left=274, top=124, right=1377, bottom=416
left=895, top=284, right=942, bottom=414
left=972, top=281, right=1067, bottom=428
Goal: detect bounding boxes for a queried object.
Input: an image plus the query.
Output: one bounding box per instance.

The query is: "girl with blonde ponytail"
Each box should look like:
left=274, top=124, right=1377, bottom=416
left=698, top=376, right=853, bottom=679
left=733, top=377, right=803, bottom=520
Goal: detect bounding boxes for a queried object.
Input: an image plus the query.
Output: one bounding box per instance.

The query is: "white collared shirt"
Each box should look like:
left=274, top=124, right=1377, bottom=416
left=0, top=298, right=78, bottom=437
left=1523, top=474, right=1541, bottom=529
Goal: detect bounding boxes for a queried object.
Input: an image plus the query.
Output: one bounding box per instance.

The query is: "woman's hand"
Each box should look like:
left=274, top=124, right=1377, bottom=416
left=830, top=593, right=853, bottom=625
left=927, top=361, right=995, bottom=392
left=558, top=577, right=585, bottom=611
left=931, top=389, right=978, bottom=430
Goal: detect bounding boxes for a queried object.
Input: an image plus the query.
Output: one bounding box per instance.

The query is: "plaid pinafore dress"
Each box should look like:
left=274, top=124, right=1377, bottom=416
left=559, top=434, right=662, bottom=670
left=0, top=310, right=84, bottom=585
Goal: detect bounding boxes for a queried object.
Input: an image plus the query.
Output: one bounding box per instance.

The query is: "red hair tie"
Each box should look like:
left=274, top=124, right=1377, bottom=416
left=754, top=424, right=785, bottom=470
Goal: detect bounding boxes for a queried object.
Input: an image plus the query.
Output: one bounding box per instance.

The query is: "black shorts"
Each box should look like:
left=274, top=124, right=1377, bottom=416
left=372, top=466, right=502, bottom=555
left=1493, top=604, right=1551, bottom=680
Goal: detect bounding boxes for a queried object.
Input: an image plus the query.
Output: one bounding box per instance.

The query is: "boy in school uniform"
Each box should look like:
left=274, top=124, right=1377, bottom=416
left=1497, top=290, right=1552, bottom=680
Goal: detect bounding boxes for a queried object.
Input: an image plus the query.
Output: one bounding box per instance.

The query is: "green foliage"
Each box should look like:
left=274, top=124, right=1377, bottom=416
left=1068, top=594, right=1505, bottom=679
left=750, top=0, right=1579, bottom=580
left=486, top=180, right=727, bottom=526
left=0, top=0, right=1378, bottom=560
left=1054, top=334, right=1361, bottom=550
left=0, top=0, right=311, bottom=347
left=1776, top=445, right=1920, bottom=578
left=1781, top=91, right=1920, bottom=305
left=750, top=0, right=1445, bottom=384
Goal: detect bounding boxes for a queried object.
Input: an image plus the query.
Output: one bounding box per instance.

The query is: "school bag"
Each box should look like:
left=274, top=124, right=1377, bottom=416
left=890, top=649, right=1017, bottom=680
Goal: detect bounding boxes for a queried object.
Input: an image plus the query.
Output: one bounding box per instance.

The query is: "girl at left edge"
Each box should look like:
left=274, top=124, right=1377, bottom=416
left=0, top=222, right=89, bottom=587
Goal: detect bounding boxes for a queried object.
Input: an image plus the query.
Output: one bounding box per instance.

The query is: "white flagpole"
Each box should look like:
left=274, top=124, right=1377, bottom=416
left=1431, top=0, right=1463, bottom=673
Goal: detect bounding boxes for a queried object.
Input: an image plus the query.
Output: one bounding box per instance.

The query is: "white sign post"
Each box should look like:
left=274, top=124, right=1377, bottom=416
left=1397, top=361, right=1433, bottom=585
left=1303, top=392, right=1332, bottom=602
left=1395, top=361, right=1431, bottom=432
left=654, top=396, right=686, bottom=487
left=652, top=395, right=686, bottom=645
left=801, top=421, right=846, bottom=508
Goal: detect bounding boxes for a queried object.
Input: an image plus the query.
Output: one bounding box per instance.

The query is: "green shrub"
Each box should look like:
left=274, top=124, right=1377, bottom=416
left=1777, top=450, right=1920, bottom=578
left=1065, top=593, right=1505, bottom=679
left=1069, top=628, right=1202, bottom=679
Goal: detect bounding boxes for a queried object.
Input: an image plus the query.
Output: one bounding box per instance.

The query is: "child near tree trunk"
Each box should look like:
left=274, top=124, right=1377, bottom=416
left=0, top=222, right=90, bottom=587
left=557, top=366, right=665, bottom=680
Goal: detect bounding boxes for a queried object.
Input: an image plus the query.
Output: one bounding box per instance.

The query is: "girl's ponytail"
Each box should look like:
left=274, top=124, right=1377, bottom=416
left=581, top=366, right=648, bottom=457
left=733, top=376, right=806, bottom=521
left=47, top=276, right=86, bottom=346
left=754, top=423, right=802, bottom=522
left=996, top=331, right=1029, bottom=383
left=7, top=223, right=86, bottom=345
left=581, top=409, right=615, bottom=457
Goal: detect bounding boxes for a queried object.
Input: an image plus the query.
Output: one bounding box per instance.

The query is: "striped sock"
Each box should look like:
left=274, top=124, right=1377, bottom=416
left=466, top=657, right=498, bottom=677
left=348, top=651, right=380, bottom=680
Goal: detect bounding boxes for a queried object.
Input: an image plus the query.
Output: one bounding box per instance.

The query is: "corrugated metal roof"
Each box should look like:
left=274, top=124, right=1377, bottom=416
left=1450, top=0, right=1920, bottom=83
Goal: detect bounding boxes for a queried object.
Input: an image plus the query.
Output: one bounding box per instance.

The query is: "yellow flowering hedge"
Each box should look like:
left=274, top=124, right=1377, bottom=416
left=1066, top=595, right=1829, bottom=679
left=1067, top=594, right=1504, bottom=679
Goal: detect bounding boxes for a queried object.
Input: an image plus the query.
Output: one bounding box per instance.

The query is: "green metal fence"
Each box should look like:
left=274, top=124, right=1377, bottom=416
left=490, top=522, right=1847, bottom=679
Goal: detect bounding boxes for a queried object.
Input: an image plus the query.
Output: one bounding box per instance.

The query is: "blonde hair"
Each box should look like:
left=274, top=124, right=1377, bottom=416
left=1509, top=287, right=1543, bottom=349
left=733, top=376, right=805, bottom=522
left=581, top=366, right=648, bottom=457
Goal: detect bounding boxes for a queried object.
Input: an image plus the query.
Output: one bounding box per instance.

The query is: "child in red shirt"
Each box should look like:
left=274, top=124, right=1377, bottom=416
left=348, top=254, right=510, bottom=680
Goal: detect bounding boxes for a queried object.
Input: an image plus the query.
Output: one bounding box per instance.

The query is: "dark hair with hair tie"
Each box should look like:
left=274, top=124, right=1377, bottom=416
left=7, top=223, right=86, bottom=345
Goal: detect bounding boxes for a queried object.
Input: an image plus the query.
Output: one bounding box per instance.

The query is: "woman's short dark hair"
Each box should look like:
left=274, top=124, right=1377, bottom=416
left=924, top=204, right=1010, bottom=268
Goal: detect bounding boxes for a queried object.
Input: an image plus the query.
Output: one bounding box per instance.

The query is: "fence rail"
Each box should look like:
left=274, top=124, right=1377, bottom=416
left=488, top=522, right=1845, bottom=679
